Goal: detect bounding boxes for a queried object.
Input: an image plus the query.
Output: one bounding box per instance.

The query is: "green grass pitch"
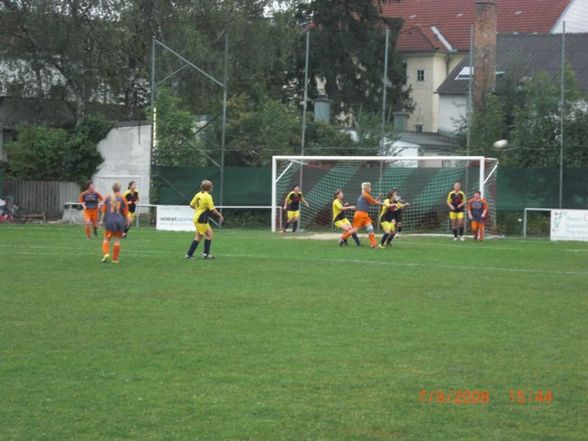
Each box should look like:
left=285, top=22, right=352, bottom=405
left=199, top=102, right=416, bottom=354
left=0, top=225, right=586, bottom=441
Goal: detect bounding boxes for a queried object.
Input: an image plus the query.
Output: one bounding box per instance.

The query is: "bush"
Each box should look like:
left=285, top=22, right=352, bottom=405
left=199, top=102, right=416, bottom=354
left=5, top=115, right=111, bottom=185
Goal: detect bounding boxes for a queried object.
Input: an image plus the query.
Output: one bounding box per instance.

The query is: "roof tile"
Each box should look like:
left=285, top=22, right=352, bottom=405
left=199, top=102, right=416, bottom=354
left=383, top=0, right=571, bottom=51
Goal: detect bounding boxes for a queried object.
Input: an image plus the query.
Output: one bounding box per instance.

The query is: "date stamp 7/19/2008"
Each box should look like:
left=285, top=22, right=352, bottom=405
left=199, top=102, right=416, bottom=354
left=419, top=388, right=554, bottom=405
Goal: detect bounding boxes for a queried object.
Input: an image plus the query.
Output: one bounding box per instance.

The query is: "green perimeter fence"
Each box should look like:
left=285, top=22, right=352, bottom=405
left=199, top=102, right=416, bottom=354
left=153, top=166, right=588, bottom=232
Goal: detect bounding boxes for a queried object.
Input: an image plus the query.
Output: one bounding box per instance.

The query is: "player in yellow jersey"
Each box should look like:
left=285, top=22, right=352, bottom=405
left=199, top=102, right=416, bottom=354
left=184, top=180, right=224, bottom=259
left=447, top=182, right=466, bottom=241
left=379, top=190, right=408, bottom=247
left=391, top=188, right=409, bottom=238
left=122, top=180, right=139, bottom=238
left=332, top=189, right=360, bottom=246
left=283, top=185, right=309, bottom=232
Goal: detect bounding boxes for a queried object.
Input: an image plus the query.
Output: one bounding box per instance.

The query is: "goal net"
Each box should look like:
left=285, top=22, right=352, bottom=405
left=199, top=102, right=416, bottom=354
left=271, top=155, right=498, bottom=234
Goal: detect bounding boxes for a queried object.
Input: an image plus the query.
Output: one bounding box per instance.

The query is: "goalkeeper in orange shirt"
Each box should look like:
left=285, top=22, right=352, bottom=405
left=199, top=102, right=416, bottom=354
left=467, top=191, right=489, bottom=241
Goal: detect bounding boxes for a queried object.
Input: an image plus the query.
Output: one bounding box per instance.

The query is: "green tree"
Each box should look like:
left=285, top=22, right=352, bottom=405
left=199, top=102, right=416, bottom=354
left=5, top=115, right=109, bottom=184
left=5, top=126, right=70, bottom=181
left=151, top=88, right=206, bottom=167
left=294, top=0, right=409, bottom=120
left=0, top=0, right=138, bottom=121
left=465, top=64, right=588, bottom=167
left=468, top=93, right=508, bottom=156
left=508, top=67, right=581, bottom=167
left=222, top=93, right=300, bottom=166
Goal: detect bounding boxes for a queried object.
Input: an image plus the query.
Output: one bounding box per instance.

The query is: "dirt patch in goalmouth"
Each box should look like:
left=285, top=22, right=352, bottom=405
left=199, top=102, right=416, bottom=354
left=280, top=232, right=505, bottom=240
left=280, top=232, right=340, bottom=240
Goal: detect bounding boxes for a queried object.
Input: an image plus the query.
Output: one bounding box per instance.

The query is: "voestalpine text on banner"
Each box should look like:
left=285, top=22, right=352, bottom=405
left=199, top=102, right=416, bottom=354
left=156, top=205, right=195, bottom=231
left=550, top=209, right=588, bottom=242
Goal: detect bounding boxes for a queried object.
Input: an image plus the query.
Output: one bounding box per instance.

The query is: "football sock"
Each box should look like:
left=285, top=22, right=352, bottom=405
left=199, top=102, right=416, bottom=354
left=283, top=221, right=290, bottom=231
left=479, top=225, right=485, bottom=240
left=102, top=241, right=109, bottom=255
left=85, top=225, right=91, bottom=238
left=204, top=239, right=211, bottom=255
left=452, top=228, right=458, bottom=238
left=368, top=232, right=377, bottom=247
left=459, top=226, right=464, bottom=237
left=341, top=230, right=352, bottom=241
left=187, top=240, right=199, bottom=257
left=292, top=221, right=298, bottom=232
left=387, top=233, right=395, bottom=245
left=381, top=233, right=389, bottom=245
left=93, top=226, right=97, bottom=237
left=113, top=242, right=120, bottom=261
left=352, top=233, right=360, bottom=245
left=397, top=226, right=403, bottom=233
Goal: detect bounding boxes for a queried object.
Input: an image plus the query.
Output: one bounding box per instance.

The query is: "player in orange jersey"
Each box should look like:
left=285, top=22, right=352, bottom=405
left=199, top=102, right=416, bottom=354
left=79, top=180, right=104, bottom=238
left=353, top=182, right=384, bottom=248
left=467, top=191, right=489, bottom=241
left=99, top=182, right=131, bottom=263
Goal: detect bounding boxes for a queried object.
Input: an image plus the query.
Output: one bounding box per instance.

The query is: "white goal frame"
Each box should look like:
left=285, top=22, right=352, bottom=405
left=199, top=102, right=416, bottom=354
left=271, top=155, right=498, bottom=233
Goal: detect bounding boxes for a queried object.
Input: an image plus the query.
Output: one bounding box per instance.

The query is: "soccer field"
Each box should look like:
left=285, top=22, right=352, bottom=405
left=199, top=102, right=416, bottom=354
left=1, top=225, right=586, bottom=441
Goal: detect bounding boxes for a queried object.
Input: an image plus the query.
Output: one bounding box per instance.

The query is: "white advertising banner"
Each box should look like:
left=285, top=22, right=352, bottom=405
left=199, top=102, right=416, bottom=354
left=156, top=205, right=194, bottom=232
left=550, top=209, right=588, bottom=241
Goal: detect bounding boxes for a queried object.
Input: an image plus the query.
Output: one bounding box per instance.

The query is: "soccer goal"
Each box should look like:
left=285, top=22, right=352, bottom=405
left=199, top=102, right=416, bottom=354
left=271, top=155, right=498, bottom=234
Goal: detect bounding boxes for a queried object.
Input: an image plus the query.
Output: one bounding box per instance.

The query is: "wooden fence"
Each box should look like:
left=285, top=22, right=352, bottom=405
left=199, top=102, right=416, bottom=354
left=2, top=180, right=80, bottom=219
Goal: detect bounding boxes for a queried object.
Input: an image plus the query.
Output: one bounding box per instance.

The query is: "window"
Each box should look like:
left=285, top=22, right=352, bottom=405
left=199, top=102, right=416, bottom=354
left=415, top=124, right=424, bottom=133
left=402, top=62, right=408, bottom=85
left=417, top=69, right=425, bottom=82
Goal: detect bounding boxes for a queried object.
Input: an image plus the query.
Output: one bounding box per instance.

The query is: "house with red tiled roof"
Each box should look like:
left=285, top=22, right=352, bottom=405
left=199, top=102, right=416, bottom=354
left=382, top=0, right=588, bottom=135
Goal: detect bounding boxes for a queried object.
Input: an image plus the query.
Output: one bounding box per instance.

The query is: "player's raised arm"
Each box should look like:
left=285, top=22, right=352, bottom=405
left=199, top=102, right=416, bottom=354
left=364, top=191, right=383, bottom=206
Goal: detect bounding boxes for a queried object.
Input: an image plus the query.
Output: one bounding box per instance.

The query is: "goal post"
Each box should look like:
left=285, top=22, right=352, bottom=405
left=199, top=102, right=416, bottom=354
left=271, top=155, right=498, bottom=234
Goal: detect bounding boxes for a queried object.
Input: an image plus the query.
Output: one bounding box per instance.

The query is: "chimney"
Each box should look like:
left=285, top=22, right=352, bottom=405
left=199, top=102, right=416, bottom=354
left=473, top=0, right=497, bottom=113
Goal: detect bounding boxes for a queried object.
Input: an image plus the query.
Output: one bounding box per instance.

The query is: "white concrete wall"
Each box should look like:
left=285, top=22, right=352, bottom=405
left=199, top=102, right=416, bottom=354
left=94, top=123, right=152, bottom=204
left=552, top=0, right=588, bottom=33
left=438, top=94, right=467, bottom=134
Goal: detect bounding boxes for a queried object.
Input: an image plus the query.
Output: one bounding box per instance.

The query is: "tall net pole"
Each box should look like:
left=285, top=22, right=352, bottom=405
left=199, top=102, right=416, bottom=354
left=377, top=28, right=390, bottom=230
left=300, top=30, right=310, bottom=157
left=298, top=30, right=311, bottom=230
left=559, top=21, right=566, bottom=209
left=220, top=33, right=229, bottom=214
left=380, top=28, right=390, bottom=155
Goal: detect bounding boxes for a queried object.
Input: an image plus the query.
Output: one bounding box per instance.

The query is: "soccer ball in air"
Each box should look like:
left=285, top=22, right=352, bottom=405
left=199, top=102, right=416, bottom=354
left=493, top=139, right=509, bottom=149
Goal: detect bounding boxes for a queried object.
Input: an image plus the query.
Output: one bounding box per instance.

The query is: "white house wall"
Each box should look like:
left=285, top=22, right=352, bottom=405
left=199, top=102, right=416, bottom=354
left=438, top=94, right=467, bottom=134
left=403, top=52, right=464, bottom=133
left=552, top=0, right=588, bottom=33
left=94, top=123, right=152, bottom=204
